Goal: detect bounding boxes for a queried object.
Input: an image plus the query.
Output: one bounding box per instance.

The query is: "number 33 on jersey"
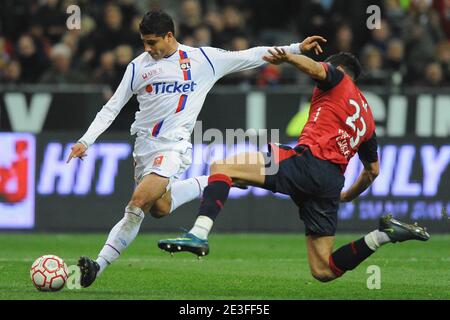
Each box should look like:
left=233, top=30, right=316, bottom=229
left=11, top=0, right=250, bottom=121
left=297, top=62, right=377, bottom=172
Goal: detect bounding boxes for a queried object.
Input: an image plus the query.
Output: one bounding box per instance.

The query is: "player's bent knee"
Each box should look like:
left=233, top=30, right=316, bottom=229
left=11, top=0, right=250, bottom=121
left=310, top=269, right=336, bottom=283
left=311, top=272, right=333, bottom=283
left=149, top=204, right=170, bottom=219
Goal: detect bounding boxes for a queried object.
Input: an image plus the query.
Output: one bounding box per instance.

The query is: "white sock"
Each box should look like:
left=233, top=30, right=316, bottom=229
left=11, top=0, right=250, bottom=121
left=364, top=230, right=391, bottom=251
left=189, top=215, right=213, bottom=240
left=96, top=205, right=145, bottom=276
left=169, top=176, right=208, bottom=213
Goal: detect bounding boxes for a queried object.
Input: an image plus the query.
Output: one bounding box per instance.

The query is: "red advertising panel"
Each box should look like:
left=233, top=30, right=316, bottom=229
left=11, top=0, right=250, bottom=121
left=0, top=133, right=35, bottom=229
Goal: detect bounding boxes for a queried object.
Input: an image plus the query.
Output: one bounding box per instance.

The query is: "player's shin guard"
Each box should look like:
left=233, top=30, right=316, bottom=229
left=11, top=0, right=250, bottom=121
left=328, top=237, right=375, bottom=277
left=189, top=174, right=232, bottom=239
left=96, top=205, right=144, bottom=276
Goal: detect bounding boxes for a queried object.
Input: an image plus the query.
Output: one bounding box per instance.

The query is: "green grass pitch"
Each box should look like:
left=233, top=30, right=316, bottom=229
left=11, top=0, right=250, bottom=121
left=0, top=233, right=449, bottom=300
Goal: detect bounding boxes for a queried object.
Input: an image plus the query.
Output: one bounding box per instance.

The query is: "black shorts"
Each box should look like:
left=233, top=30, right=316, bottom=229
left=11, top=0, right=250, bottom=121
left=263, top=144, right=345, bottom=236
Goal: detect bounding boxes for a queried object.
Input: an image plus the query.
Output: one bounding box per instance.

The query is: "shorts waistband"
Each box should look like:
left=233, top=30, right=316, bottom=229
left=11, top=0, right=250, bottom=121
left=294, top=144, right=309, bottom=153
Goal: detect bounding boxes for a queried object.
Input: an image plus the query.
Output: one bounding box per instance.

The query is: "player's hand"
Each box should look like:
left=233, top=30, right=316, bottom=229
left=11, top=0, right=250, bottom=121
left=66, top=142, right=87, bottom=163
left=300, top=36, right=327, bottom=55
left=263, top=47, right=290, bottom=65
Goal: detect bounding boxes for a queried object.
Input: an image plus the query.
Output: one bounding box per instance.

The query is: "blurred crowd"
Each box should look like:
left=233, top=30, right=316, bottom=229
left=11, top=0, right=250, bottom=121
left=1, top=0, right=450, bottom=88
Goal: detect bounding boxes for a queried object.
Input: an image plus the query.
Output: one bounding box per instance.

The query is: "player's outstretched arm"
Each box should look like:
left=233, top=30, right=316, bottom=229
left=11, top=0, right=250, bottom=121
left=263, top=47, right=327, bottom=81
left=204, top=35, right=326, bottom=80
left=340, top=160, right=379, bottom=202
left=202, top=36, right=323, bottom=80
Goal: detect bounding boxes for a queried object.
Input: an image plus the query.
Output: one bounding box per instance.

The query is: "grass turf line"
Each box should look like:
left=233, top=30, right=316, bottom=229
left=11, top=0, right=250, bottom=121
left=0, top=233, right=449, bottom=300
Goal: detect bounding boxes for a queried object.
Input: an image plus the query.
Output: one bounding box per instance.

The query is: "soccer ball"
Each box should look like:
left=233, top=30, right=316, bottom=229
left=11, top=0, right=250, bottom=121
left=30, top=255, right=68, bottom=292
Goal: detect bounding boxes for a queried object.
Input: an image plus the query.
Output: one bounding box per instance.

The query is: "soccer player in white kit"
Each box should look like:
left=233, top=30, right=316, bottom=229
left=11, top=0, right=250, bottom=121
left=66, top=10, right=317, bottom=287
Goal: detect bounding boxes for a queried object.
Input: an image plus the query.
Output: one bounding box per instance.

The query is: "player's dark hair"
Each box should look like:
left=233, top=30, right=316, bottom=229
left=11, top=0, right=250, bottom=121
left=139, top=11, right=175, bottom=37
left=325, top=52, right=362, bottom=80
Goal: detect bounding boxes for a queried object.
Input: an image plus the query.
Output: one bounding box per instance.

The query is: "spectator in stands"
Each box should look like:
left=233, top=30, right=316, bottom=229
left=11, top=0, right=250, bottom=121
left=179, top=0, right=203, bottom=40
left=330, top=24, right=355, bottom=54
left=221, top=6, right=247, bottom=47
left=248, top=1, right=297, bottom=45
left=93, top=51, right=116, bottom=88
left=1, top=60, right=21, bottom=84
left=359, top=45, right=390, bottom=85
left=91, top=5, right=134, bottom=60
left=180, top=35, right=196, bottom=47
left=61, top=32, right=80, bottom=57
left=0, top=36, right=10, bottom=77
left=384, top=0, right=406, bottom=37
left=422, top=61, right=446, bottom=86
left=385, top=38, right=407, bottom=85
left=17, top=34, right=49, bottom=83
left=74, top=15, right=97, bottom=72
left=256, top=63, right=281, bottom=87
left=2, top=0, right=450, bottom=87
left=114, top=44, right=134, bottom=87
left=193, top=24, right=212, bottom=47
left=204, top=10, right=227, bottom=48
left=369, top=19, right=391, bottom=53
left=402, top=0, right=446, bottom=81
left=28, top=21, right=49, bottom=55
left=130, top=15, right=146, bottom=52
left=33, top=0, right=66, bottom=44
left=297, top=0, right=336, bottom=44
left=433, top=0, right=450, bottom=39
left=117, top=0, right=140, bottom=29
left=436, top=41, right=450, bottom=82
left=385, top=38, right=405, bottom=71
left=40, top=43, right=86, bottom=84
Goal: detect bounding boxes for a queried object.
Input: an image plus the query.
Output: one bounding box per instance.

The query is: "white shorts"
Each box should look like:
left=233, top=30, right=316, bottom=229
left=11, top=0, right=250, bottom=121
left=133, top=134, right=192, bottom=188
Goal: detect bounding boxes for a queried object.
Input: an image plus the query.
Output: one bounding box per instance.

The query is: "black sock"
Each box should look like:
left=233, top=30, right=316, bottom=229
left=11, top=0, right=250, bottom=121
left=329, top=237, right=375, bottom=277
left=197, top=174, right=232, bottom=221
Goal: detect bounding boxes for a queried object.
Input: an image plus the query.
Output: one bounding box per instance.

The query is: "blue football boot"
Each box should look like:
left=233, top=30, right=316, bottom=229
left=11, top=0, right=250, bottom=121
left=158, top=233, right=209, bottom=258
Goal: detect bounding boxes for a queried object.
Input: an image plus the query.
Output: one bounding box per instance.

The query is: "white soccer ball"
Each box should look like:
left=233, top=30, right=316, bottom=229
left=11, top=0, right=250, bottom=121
left=30, top=255, right=68, bottom=292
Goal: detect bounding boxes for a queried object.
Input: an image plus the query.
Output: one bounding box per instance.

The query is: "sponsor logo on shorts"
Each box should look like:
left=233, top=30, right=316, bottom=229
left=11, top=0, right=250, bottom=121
left=153, top=155, right=164, bottom=167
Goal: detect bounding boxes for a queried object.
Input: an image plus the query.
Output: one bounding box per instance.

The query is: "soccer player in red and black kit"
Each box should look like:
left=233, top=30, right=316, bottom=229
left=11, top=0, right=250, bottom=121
left=158, top=38, right=430, bottom=282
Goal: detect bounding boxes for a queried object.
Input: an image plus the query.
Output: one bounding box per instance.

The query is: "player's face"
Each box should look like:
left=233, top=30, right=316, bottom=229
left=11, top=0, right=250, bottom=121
left=141, top=33, right=173, bottom=60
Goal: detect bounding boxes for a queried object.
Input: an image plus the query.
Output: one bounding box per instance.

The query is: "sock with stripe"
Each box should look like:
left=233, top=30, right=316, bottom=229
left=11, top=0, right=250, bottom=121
left=328, top=236, right=376, bottom=277
left=96, top=205, right=145, bottom=276
left=189, top=174, right=232, bottom=240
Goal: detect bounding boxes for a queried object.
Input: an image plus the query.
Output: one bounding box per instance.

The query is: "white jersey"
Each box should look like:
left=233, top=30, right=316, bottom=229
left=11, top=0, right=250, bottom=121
left=79, top=43, right=301, bottom=147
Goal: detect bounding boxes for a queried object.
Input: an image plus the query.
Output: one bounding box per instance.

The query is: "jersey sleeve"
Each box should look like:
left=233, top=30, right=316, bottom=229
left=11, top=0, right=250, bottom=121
left=78, top=63, right=135, bottom=147
left=201, top=43, right=301, bottom=80
left=358, top=132, right=379, bottom=163
left=315, top=62, right=344, bottom=91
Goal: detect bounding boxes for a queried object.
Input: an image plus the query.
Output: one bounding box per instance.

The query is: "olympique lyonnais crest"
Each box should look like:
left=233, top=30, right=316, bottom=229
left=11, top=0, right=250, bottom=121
left=179, top=58, right=191, bottom=71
